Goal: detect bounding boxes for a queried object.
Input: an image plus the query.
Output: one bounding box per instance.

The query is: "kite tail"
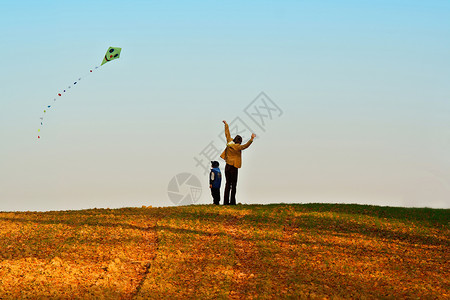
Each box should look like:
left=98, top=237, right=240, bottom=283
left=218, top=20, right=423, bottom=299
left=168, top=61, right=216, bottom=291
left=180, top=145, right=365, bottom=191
left=37, top=65, right=102, bottom=139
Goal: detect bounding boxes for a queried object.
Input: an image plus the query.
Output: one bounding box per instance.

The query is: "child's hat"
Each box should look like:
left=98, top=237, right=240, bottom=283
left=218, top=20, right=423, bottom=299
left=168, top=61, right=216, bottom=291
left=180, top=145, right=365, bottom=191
left=211, top=161, right=219, bottom=168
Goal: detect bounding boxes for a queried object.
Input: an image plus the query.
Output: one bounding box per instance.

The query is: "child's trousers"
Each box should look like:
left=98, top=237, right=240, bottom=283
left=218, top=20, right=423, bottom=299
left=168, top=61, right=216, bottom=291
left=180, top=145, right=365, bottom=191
left=211, top=188, right=220, bottom=205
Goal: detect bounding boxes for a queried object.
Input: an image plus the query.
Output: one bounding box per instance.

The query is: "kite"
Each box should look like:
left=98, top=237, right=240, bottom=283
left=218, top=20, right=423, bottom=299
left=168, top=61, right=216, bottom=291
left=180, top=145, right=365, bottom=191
left=37, top=47, right=122, bottom=139
left=102, top=47, right=122, bottom=65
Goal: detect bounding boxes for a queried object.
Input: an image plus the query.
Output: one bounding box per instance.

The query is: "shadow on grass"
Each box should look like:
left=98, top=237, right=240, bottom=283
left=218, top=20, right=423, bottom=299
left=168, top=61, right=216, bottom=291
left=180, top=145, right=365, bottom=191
left=0, top=204, right=448, bottom=263
left=0, top=208, right=161, bottom=262
left=294, top=203, right=450, bottom=227
left=157, top=206, right=449, bottom=246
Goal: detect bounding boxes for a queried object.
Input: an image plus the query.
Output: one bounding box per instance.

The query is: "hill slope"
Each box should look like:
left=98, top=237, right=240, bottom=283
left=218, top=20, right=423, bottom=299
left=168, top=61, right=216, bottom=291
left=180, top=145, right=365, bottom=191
left=0, top=204, right=448, bottom=299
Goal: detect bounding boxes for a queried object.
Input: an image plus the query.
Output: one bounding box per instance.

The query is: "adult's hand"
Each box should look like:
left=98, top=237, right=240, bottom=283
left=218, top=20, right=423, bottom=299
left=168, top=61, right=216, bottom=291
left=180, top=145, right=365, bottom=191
left=223, top=120, right=227, bottom=125
left=251, top=133, right=256, bottom=139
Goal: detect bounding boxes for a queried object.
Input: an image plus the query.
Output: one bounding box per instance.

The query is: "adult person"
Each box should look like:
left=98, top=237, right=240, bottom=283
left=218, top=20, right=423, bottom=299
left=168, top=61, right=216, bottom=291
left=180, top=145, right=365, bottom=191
left=220, top=120, right=256, bottom=205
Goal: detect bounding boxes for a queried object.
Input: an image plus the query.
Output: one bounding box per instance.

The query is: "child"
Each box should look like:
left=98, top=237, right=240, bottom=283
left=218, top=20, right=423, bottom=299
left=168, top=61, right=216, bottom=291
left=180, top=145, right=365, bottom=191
left=209, top=161, right=222, bottom=205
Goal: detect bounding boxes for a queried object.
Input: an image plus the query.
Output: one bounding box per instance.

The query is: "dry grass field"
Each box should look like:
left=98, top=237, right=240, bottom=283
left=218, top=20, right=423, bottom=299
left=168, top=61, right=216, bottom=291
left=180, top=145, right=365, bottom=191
left=0, top=204, right=448, bottom=299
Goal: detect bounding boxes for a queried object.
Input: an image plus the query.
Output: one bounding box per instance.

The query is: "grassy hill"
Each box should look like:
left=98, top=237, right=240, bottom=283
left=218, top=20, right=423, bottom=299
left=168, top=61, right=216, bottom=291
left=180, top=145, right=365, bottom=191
left=0, top=204, right=448, bottom=299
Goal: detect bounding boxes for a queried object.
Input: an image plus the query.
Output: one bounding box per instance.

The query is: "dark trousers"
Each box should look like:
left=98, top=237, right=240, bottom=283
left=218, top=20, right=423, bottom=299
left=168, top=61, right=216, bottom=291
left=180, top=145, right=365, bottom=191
left=211, top=188, right=220, bottom=205
left=224, top=164, right=238, bottom=205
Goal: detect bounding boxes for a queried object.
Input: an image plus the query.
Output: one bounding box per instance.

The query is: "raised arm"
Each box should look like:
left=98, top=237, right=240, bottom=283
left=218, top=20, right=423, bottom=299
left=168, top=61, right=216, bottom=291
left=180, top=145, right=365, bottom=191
left=239, top=133, right=256, bottom=150
left=223, top=120, right=232, bottom=143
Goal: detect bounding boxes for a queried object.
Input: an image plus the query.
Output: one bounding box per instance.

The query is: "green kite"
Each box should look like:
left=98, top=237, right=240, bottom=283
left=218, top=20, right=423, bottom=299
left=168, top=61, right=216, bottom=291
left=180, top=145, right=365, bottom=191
left=101, top=47, right=122, bottom=66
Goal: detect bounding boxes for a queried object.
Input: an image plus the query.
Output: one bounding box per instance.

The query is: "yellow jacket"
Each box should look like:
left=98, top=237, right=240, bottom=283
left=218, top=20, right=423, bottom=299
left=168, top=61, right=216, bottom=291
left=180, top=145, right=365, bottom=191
left=220, top=123, right=253, bottom=168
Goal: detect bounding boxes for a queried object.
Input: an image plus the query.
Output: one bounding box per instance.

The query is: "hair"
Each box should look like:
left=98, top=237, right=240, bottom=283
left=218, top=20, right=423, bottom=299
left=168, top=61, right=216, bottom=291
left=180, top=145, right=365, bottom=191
left=233, top=135, right=242, bottom=144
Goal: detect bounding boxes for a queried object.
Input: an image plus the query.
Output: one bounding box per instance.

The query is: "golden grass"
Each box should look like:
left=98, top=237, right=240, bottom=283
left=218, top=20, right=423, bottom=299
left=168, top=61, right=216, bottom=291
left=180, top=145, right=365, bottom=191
left=0, top=204, right=448, bottom=299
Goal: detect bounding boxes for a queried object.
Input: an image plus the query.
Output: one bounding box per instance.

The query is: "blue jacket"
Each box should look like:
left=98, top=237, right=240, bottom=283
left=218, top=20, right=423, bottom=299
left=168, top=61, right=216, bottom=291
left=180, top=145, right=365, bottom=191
left=209, top=167, right=222, bottom=189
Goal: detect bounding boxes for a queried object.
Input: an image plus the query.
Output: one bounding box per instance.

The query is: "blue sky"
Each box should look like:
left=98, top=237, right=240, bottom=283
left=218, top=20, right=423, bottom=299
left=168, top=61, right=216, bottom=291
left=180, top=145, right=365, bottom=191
left=1, top=0, right=449, bottom=211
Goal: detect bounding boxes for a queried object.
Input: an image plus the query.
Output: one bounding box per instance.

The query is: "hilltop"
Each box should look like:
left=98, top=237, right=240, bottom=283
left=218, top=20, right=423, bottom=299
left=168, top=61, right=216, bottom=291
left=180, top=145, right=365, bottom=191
left=0, top=204, right=448, bottom=299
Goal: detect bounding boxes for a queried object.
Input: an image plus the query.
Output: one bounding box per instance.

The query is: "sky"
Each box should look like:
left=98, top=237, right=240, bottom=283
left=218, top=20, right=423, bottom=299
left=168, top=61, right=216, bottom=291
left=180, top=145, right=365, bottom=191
left=1, top=0, right=449, bottom=211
